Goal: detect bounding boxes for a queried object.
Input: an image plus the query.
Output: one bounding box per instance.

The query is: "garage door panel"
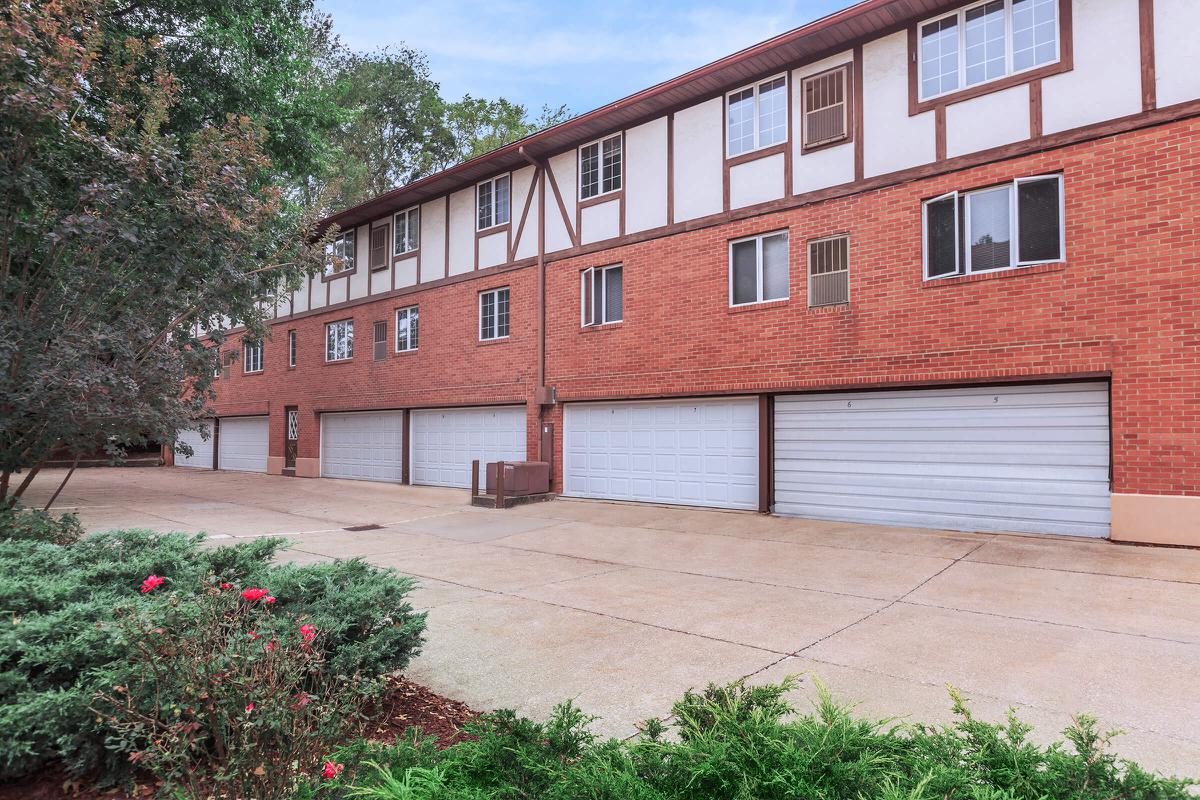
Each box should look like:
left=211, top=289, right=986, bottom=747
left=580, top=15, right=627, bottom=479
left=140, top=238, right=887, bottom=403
left=410, top=406, right=526, bottom=488
left=565, top=398, right=758, bottom=510
left=774, top=382, right=1110, bottom=537
left=218, top=417, right=268, bottom=473
left=321, top=412, right=404, bottom=482
left=175, top=420, right=214, bottom=469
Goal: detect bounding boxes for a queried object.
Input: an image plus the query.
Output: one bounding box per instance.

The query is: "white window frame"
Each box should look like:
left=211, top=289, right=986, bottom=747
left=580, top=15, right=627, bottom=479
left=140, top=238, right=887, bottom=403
left=393, top=206, right=420, bottom=255
left=395, top=305, right=419, bottom=352
left=917, top=0, right=1062, bottom=102
left=324, top=231, right=355, bottom=276
left=243, top=340, right=263, bottom=374
left=580, top=264, right=623, bottom=327
left=478, top=287, right=510, bottom=341
left=922, top=174, right=1064, bottom=280
left=287, top=329, right=296, bottom=368
left=725, top=73, right=789, bottom=158
left=325, top=319, right=354, bottom=362
left=728, top=230, right=790, bottom=307
left=578, top=134, right=623, bottom=201
left=476, top=174, right=511, bottom=232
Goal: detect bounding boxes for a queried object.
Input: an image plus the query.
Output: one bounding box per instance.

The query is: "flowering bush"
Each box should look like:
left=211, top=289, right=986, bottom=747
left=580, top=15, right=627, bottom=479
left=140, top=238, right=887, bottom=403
left=0, top=530, right=425, bottom=783
left=93, top=581, right=374, bottom=800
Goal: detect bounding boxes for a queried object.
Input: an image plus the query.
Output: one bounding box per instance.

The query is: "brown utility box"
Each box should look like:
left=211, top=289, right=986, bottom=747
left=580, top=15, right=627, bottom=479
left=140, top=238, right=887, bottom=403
left=485, top=461, right=550, bottom=497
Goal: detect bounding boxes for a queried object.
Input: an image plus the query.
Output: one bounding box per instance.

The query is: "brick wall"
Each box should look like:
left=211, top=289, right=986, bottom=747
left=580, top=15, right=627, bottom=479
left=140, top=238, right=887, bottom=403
left=213, top=117, right=1200, bottom=498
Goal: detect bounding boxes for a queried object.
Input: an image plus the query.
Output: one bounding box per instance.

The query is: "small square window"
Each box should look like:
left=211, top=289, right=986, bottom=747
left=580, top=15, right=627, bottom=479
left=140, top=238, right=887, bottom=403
left=243, top=340, right=263, bottom=373
left=581, top=265, right=623, bottom=326
left=579, top=135, right=622, bottom=200
left=730, top=232, right=789, bottom=306
left=324, top=232, right=355, bottom=276
left=477, top=175, right=510, bottom=231
left=395, top=306, right=419, bottom=352
left=807, top=235, right=850, bottom=307
left=479, top=287, right=510, bottom=341
left=394, top=206, right=420, bottom=255
left=726, top=75, right=788, bottom=157
left=325, top=319, right=353, bottom=361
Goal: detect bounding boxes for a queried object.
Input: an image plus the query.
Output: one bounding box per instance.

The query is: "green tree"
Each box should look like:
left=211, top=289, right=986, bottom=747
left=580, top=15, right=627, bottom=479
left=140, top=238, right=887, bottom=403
left=0, top=0, right=330, bottom=507
left=313, top=48, right=571, bottom=213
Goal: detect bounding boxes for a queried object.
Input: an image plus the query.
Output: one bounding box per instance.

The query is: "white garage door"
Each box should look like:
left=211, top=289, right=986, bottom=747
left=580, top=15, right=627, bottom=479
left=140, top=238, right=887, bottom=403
left=774, top=382, right=1111, bottom=537
left=410, top=406, right=526, bottom=488
left=564, top=398, right=759, bottom=510
left=175, top=419, right=214, bottom=469
left=321, top=411, right=405, bottom=482
left=217, top=416, right=269, bottom=473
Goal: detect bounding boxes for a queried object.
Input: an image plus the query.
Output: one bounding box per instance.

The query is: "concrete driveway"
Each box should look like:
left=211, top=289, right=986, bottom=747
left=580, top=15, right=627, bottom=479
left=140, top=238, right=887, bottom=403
left=19, top=467, right=1200, bottom=777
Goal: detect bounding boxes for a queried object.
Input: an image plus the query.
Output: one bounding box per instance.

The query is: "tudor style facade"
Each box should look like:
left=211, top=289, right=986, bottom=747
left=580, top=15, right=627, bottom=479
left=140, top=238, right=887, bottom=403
left=173, top=0, right=1200, bottom=547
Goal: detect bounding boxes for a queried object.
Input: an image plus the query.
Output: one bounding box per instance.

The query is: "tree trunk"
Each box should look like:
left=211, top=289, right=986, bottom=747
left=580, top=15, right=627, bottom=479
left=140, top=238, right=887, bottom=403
left=7, top=462, right=43, bottom=507
left=43, top=455, right=80, bottom=511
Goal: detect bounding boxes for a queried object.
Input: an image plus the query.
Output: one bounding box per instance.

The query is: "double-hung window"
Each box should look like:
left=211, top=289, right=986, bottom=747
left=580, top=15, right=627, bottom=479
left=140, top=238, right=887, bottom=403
left=918, top=0, right=1061, bottom=101
left=726, top=75, right=788, bottom=157
left=923, top=174, right=1064, bottom=279
left=479, top=287, right=510, bottom=341
left=395, top=306, right=419, bottom=352
left=324, top=231, right=355, bottom=276
left=579, top=135, right=622, bottom=200
left=477, top=175, right=510, bottom=230
left=394, top=206, right=419, bottom=255
left=325, top=319, right=353, bottom=361
left=581, top=265, right=622, bottom=326
left=243, top=340, right=263, bottom=373
left=730, top=231, right=789, bottom=306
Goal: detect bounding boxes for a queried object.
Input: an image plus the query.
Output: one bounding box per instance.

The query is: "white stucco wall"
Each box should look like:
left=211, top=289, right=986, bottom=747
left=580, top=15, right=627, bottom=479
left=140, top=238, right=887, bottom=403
left=729, top=152, right=785, bottom=209
left=545, top=152, right=576, bottom=253
left=514, top=173, right=540, bottom=260
left=394, top=256, right=417, bottom=289
left=946, top=83, right=1030, bottom=157
left=291, top=285, right=309, bottom=314
left=625, top=117, right=668, bottom=233
left=308, top=279, right=326, bottom=309
left=447, top=187, right=474, bottom=276
left=1154, top=0, right=1200, bottom=108
left=347, top=225, right=369, bottom=300
left=673, top=97, right=724, bottom=222
left=1042, top=0, right=1141, bottom=134
left=863, top=31, right=936, bottom=177
left=477, top=230, right=507, bottom=268
left=510, top=166, right=537, bottom=259
left=580, top=198, right=621, bottom=244
left=792, top=53, right=856, bottom=195
left=420, top=198, right=446, bottom=281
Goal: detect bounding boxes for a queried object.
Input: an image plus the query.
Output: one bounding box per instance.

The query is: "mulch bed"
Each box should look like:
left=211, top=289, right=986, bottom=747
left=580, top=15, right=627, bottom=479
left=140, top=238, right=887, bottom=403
left=0, top=676, right=479, bottom=800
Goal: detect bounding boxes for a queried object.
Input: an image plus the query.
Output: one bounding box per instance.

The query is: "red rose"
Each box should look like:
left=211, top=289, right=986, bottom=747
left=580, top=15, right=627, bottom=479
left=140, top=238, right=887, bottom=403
left=139, top=575, right=165, bottom=594
left=262, top=595, right=276, bottom=605
left=321, top=761, right=343, bottom=780
left=247, top=631, right=260, bottom=641
left=220, top=582, right=232, bottom=590
left=240, top=588, right=268, bottom=602
left=299, top=624, right=316, bottom=644
left=245, top=703, right=254, bottom=714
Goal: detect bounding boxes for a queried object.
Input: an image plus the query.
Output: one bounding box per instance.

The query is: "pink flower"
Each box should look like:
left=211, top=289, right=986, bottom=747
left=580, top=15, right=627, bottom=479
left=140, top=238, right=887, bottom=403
left=298, top=624, right=316, bottom=644
left=321, top=761, right=343, bottom=780
left=220, top=582, right=232, bottom=590
left=139, top=575, right=165, bottom=594
left=241, top=588, right=269, bottom=602
left=292, top=693, right=312, bottom=709
left=264, top=640, right=277, bottom=653
left=262, top=595, right=276, bottom=605
left=247, top=631, right=260, bottom=641
left=245, top=703, right=254, bottom=714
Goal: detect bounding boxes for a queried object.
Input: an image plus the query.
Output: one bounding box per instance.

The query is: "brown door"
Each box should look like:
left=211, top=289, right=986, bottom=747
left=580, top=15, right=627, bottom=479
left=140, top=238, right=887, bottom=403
left=284, top=406, right=298, bottom=473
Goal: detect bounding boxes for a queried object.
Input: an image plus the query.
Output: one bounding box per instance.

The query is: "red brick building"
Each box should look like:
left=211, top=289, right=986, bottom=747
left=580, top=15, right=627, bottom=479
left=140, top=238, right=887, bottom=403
left=175, top=0, right=1200, bottom=546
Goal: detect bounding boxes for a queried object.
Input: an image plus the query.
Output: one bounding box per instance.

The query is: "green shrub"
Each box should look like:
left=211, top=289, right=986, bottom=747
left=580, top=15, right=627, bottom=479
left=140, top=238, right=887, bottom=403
left=306, top=677, right=1194, bottom=800
left=0, top=530, right=425, bottom=784
left=0, top=503, right=84, bottom=545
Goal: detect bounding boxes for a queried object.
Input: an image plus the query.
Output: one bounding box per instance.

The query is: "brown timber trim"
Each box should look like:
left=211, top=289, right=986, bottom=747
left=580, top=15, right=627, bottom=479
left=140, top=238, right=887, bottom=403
left=211, top=418, right=220, bottom=471
left=852, top=45, right=865, bottom=180
left=726, top=142, right=787, bottom=169
left=934, top=105, right=947, bottom=160
left=798, top=63, right=856, bottom=156
left=1029, top=79, right=1043, bottom=138
left=443, top=195, right=451, bottom=277
left=510, top=168, right=539, bottom=262
left=401, top=410, right=411, bottom=484
left=543, top=162, right=578, bottom=247
left=1140, top=0, right=1156, bottom=112
left=757, top=394, right=773, bottom=514
left=907, top=0, right=1073, bottom=117
left=243, top=100, right=1200, bottom=334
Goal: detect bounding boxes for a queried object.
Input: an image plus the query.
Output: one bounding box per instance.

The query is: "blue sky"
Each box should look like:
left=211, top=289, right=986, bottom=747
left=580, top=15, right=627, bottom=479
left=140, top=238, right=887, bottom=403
left=318, top=0, right=860, bottom=116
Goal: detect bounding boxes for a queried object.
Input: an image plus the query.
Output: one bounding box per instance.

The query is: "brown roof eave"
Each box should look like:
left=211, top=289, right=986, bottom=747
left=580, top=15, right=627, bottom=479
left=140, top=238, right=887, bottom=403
left=317, top=0, right=944, bottom=234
